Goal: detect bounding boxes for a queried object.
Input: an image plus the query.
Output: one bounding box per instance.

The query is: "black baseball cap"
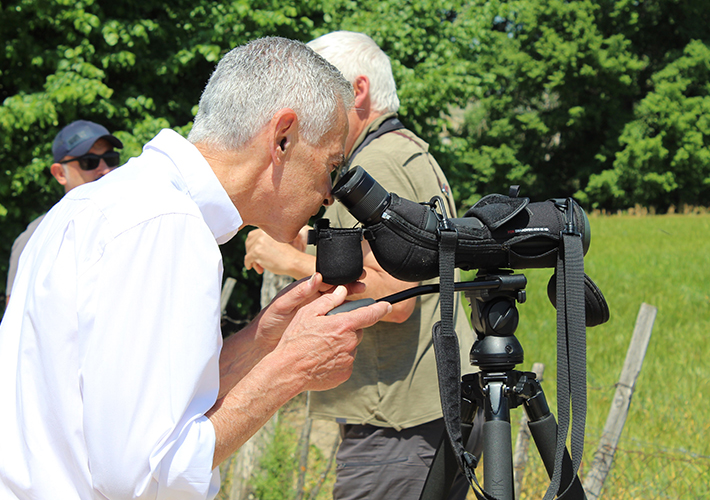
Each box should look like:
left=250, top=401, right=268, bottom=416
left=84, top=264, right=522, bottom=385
left=52, top=120, right=123, bottom=162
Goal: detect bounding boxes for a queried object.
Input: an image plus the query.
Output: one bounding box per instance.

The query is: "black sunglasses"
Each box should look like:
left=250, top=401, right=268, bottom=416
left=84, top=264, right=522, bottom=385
left=60, top=151, right=121, bottom=171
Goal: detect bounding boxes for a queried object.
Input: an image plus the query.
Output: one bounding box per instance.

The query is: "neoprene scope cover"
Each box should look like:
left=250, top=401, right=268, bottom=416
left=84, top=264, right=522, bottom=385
left=316, top=165, right=592, bottom=284
left=309, top=219, right=364, bottom=285
left=362, top=194, right=589, bottom=282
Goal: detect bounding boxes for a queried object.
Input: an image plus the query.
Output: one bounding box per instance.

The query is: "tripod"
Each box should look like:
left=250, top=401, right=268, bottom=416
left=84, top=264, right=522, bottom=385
left=419, top=271, right=586, bottom=500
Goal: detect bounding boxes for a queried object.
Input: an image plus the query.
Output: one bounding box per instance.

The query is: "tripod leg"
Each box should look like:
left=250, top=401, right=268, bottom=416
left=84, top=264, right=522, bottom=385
left=525, top=389, right=587, bottom=499
left=482, top=380, right=515, bottom=500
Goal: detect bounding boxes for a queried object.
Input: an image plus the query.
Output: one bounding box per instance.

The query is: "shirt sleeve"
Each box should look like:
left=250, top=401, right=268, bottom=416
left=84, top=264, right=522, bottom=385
left=7, top=214, right=45, bottom=296
left=78, top=213, right=223, bottom=500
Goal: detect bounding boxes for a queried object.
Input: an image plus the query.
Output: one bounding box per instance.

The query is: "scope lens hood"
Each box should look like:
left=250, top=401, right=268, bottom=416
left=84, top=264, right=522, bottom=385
left=332, top=166, right=391, bottom=224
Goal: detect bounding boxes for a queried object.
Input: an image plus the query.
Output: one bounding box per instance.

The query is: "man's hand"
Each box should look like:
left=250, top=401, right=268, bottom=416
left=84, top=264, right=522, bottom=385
left=269, top=282, right=390, bottom=392
left=244, top=227, right=313, bottom=279
left=217, top=273, right=367, bottom=399
left=208, top=275, right=391, bottom=467
left=252, top=272, right=366, bottom=348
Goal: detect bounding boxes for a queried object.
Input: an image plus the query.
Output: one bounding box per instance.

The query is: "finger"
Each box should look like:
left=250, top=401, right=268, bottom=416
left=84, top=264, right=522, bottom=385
left=344, top=281, right=367, bottom=296
left=304, top=285, right=349, bottom=316
left=339, top=300, right=392, bottom=331
left=353, top=328, right=364, bottom=346
left=316, top=282, right=336, bottom=293
left=272, top=273, right=324, bottom=312
left=313, top=279, right=365, bottom=296
left=243, top=254, right=263, bottom=273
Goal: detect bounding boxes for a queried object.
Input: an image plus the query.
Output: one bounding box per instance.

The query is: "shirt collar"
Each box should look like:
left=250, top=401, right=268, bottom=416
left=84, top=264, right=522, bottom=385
left=144, top=129, right=242, bottom=244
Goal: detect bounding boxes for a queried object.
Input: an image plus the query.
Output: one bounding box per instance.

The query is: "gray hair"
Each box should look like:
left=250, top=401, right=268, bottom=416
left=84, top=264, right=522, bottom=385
left=307, top=31, right=400, bottom=114
left=188, top=37, right=354, bottom=149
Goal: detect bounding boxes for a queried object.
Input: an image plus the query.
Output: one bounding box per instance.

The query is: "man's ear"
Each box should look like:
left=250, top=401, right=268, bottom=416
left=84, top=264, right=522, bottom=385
left=50, top=163, right=69, bottom=187
left=353, top=75, right=370, bottom=110
left=271, top=109, right=299, bottom=166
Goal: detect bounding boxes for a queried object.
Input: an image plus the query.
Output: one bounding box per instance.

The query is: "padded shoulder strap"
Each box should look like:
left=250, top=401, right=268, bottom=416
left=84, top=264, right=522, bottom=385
left=348, top=117, right=405, bottom=163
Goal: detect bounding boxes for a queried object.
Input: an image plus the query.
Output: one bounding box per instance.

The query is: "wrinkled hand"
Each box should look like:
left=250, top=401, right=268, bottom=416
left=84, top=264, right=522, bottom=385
left=268, top=279, right=391, bottom=392
left=252, top=273, right=367, bottom=350
left=244, top=227, right=309, bottom=276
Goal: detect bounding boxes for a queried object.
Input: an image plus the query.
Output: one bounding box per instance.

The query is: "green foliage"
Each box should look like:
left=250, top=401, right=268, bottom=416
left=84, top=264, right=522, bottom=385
left=441, top=0, right=647, bottom=205
left=250, top=418, right=299, bottom=500
left=583, top=40, right=710, bottom=211
left=3, top=0, right=710, bottom=315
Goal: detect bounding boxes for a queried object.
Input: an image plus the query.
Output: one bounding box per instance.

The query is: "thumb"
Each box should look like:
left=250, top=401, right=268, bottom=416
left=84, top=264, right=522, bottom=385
left=271, top=273, right=323, bottom=309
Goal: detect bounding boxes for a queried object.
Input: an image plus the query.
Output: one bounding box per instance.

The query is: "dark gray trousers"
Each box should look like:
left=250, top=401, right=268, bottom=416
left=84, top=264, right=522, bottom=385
left=332, top=416, right=483, bottom=500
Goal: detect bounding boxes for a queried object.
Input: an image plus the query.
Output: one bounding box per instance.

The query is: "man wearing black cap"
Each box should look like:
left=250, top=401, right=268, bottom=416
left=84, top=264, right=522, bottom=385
left=5, top=120, right=122, bottom=305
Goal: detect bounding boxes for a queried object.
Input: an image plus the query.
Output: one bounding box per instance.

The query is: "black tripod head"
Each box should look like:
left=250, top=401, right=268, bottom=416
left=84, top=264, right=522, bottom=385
left=466, top=270, right=527, bottom=372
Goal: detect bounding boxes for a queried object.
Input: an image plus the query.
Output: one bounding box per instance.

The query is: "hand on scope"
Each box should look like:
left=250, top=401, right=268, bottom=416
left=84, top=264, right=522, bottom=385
left=251, top=272, right=368, bottom=350
left=209, top=274, right=390, bottom=467
left=266, top=277, right=391, bottom=392
left=216, top=274, right=370, bottom=400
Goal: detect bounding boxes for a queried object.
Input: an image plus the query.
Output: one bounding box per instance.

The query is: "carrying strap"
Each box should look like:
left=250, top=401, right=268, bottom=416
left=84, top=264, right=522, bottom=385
left=545, top=202, right=587, bottom=499
left=432, top=199, right=587, bottom=500
left=348, top=116, right=405, bottom=163
left=432, top=226, right=490, bottom=497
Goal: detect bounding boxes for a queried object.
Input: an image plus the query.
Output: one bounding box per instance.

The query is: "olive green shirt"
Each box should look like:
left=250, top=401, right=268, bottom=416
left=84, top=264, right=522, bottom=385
left=308, top=114, right=475, bottom=430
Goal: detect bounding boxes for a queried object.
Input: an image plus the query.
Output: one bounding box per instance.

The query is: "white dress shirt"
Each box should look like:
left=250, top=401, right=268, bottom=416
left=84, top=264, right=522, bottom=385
left=0, top=129, right=242, bottom=499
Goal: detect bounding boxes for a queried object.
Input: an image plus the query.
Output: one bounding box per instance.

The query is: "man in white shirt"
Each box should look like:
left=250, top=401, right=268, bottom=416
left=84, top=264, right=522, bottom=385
left=0, top=37, right=391, bottom=500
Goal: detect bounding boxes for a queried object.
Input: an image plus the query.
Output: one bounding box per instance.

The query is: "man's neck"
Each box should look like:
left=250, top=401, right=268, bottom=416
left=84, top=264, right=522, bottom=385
left=346, top=110, right=385, bottom=157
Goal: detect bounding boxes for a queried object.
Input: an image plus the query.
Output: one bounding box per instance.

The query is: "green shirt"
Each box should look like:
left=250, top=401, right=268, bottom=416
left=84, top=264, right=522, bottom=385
left=308, top=114, right=475, bottom=430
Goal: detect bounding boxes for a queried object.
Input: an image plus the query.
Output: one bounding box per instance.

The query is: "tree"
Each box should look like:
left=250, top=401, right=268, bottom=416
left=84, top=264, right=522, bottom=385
left=3, top=0, right=710, bottom=313
left=435, top=0, right=646, bottom=206
left=583, top=40, right=710, bottom=210
left=436, top=0, right=710, bottom=209
left=581, top=0, right=710, bottom=210
left=0, top=0, right=332, bottom=313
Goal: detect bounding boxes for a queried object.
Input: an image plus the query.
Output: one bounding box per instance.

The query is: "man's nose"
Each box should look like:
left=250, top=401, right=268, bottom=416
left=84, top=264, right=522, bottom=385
left=96, top=160, right=114, bottom=176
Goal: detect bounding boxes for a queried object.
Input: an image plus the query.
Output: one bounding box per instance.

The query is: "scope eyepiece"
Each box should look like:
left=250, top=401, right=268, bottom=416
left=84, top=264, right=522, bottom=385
left=333, top=167, right=391, bottom=224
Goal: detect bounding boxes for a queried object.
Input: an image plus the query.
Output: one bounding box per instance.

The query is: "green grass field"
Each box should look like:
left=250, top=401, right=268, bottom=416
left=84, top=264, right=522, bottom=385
left=491, top=213, right=710, bottom=499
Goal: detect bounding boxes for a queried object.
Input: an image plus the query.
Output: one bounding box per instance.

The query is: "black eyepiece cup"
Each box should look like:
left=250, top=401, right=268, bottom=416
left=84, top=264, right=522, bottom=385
left=332, top=167, right=391, bottom=224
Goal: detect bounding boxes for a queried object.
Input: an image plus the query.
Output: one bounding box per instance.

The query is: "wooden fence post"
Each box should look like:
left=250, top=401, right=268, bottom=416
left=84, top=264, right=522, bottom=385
left=294, top=392, right=313, bottom=500
left=582, top=303, right=657, bottom=499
